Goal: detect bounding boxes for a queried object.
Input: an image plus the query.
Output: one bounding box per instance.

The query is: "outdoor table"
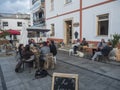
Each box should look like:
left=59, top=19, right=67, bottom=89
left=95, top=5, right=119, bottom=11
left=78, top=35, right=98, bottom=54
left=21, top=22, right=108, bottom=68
left=82, top=46, right=97, bottom=54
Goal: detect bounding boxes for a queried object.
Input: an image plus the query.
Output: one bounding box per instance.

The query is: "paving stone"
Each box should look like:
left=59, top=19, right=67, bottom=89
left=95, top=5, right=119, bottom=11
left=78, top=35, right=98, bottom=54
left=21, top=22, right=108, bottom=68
left=0, top=51, right=120, bottom=90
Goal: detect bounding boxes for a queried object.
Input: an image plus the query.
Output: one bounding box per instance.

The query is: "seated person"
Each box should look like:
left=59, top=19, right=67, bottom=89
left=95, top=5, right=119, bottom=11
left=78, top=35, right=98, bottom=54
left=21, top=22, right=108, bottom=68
left=39, top=42, right=50, bottom=68
left=80, top=38, right=88, bottom=46
left=22, top=45, right=34, bottom=60
left=92, top=39, right=106, bottom=56
left=18, top=44, right=24, bottom=60
left=30, top=45, right=40, bottom=68
left=91, top=42, right=113, bottom=61
left=97, top=39, right=106, bottom=51
left=72, top=39, right=80, bottom=54
left=80, top=38, right=88, bottom=51
left=22, top=45, right=35, bottom=68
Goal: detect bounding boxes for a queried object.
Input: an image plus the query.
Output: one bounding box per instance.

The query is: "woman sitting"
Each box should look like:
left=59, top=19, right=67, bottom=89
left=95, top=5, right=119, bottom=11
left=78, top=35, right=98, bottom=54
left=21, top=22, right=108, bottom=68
left=22, top=45, right=35, bottom=69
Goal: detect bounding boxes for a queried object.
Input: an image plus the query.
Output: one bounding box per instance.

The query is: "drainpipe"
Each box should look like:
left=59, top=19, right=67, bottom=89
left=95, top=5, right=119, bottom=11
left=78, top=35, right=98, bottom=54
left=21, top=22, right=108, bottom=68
left=80, top=0, right=82, bottom=42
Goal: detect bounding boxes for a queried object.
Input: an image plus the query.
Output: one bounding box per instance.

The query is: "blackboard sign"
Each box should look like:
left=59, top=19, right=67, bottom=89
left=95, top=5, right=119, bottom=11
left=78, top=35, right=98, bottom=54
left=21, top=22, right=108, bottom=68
left=52, top=73, right=78, bottom=90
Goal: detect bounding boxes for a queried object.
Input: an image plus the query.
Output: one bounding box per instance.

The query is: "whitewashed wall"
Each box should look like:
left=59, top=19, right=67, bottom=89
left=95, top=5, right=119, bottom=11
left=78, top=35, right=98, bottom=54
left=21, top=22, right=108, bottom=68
left=45, top=0, right=120, bottom=42
left=46, top=0, right=80, bottom=18
left=83, top=0, right=107, bottom=8
left=1, top=19, right=29, bottom=30
left=30, top=0, right=40, bottom=26
left=46, top=12, right=80, bottom=39
left=1, top=18, right=30, bottom=45
left=82, top=1, right=120, bottom=42
left=46, top=0, right=80, bottom=40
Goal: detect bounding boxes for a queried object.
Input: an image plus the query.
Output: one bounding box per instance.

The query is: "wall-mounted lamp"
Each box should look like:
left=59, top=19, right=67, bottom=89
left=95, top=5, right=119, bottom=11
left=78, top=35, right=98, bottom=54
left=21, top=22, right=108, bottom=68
left=69, top=25, right=71, bottom=27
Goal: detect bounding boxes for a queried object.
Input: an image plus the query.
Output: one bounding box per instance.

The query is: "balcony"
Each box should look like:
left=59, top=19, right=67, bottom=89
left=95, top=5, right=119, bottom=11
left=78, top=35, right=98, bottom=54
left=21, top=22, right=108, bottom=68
left=33, top=18, right=45, bottom=26
left=32, top=0, right=39, bottom=5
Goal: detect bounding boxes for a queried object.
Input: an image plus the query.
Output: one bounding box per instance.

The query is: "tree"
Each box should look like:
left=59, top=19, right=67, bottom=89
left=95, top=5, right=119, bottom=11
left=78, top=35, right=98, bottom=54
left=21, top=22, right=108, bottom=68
left=0, top=29, right=10, bottom=39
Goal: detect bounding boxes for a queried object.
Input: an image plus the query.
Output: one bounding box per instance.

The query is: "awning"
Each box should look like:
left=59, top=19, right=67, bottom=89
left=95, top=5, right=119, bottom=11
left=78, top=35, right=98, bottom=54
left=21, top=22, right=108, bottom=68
left=27, top=27, right=50, bottom=32
left=6, top=29, right=20, bottom=35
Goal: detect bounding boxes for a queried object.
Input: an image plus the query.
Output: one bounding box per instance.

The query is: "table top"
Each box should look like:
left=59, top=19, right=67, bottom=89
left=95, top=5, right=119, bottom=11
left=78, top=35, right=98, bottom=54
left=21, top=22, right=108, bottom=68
left=82, top=46, right=97, bottom=49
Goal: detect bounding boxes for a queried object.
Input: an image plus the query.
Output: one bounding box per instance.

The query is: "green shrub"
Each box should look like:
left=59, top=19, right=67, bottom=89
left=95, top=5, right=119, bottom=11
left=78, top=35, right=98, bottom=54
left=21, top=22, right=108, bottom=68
left=111, top=33, right=120, bottom=48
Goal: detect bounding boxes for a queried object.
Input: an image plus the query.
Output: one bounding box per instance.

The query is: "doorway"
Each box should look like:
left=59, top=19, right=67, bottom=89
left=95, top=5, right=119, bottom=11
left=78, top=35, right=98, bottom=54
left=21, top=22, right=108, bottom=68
left=65, top=20, right=72, bottom=44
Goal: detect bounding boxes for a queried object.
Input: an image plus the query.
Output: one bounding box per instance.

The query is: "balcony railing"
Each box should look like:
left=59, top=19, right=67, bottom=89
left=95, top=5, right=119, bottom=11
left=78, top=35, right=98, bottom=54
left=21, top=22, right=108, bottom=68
left=32, top=0, right=38, bottom=5
left=33, top=18, right=45, bottom=26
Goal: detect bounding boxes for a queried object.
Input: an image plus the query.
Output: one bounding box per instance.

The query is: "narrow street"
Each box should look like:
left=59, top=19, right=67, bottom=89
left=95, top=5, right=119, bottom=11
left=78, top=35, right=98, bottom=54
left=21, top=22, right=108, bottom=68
left=0, top=51, right=120, bottom=90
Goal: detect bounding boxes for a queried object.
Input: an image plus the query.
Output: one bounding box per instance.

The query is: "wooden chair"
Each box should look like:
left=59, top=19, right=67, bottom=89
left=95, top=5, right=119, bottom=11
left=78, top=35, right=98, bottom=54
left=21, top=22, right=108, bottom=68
left=116, top=49, right=120, bottom=61
left=97, top=52, right=111, bottom=62
left=44, top=53, right=55, bottom=70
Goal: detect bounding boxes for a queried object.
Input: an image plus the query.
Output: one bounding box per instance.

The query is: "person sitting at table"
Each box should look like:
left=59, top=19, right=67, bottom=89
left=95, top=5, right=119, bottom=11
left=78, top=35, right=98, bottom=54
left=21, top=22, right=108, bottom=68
left=22, top=45, right=35, bottom=71
left=92, top=39, right=106, bottom=56
left=18, top=44, right=24, bottom=59
left=80, top=38, right=88, bottom=51
left=22, top=45, right=34, bottom=60
left=39, top=42, right=50, bottom=69
left=97, top=39, right=106, bottom=51
left=72, top=39, right=80, bottom=54
left=91, top=42, right=113, bottom=61
left=80, top=38, right=88, bottom=46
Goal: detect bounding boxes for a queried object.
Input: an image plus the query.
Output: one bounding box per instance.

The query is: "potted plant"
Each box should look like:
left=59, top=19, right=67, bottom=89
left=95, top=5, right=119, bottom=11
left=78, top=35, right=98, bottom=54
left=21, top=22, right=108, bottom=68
left=111, top=33, right=120, bottom=48
left=0, top=29, right=10, bottom=39
left=108, top=34, right=120, bottom=61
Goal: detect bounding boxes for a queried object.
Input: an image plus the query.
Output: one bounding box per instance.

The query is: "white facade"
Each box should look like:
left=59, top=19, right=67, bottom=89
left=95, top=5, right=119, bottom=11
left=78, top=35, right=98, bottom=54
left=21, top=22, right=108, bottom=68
left=0, top=13, right=30, bottom=45
left=46, top=0, right=80, bottom=43
left=46, top=0, right=120, bottom=44
left=0, top=18, right=30, bottom=30
left=82, top=0, right=120, bottom=42
left=30, top=0, right=45, bottom=27
left=29, top=0, right=49, bottom=43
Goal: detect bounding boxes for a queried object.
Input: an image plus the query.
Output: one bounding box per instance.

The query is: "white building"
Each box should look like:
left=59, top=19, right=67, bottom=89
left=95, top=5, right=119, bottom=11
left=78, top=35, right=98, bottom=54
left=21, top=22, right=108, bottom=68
left=45, top=0, right=120, bottom=44
left=0, top=13, right=30, bottom=45
left=30, top=0, right=45, bottom=27
left=29, top=0, right=49, bottom=42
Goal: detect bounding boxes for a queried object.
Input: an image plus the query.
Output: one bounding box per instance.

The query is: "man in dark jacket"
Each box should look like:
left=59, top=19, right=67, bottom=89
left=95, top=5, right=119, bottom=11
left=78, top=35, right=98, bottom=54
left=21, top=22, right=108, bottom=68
left=49, top=40, right=57, bottom=56
left=91, top=42, right=113, bottom=61
left=49, top=40, right=57, bottom=64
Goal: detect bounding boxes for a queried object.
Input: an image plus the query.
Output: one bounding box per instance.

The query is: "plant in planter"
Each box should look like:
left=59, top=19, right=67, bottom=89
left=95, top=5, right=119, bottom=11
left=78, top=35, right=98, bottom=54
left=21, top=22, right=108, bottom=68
left=111, top=33, right=120, bottom=48
left=108, top=34, right=120, bottom=60
left=0, top=29, right=10, bottom=39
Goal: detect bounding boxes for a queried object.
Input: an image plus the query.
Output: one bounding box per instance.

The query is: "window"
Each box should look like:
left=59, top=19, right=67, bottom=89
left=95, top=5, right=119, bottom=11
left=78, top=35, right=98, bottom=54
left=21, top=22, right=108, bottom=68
left=50, top=0, right=54, bottom=11
left=3, top=22, right=8, bottom=26
left=97, top=14, right=109, bottom=36
left=65, top=0, right=72, bottom=4
left=50, top=24, right=55, bottom=36
left=17, top=22, right=22, bottom=27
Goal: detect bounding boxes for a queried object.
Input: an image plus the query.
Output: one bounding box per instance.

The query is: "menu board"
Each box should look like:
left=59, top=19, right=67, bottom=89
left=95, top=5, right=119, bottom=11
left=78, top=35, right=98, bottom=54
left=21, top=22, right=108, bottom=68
left=52, top=73, right=79, bottom=90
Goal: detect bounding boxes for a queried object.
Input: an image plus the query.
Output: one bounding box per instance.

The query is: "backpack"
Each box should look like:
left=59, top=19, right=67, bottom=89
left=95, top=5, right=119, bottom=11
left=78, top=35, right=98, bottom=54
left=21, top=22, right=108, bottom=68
left=35, top=69, right=48, bottom=79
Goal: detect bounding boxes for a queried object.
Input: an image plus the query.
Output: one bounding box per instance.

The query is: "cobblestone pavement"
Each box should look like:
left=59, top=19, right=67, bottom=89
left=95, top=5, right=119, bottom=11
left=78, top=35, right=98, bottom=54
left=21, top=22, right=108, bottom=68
left=0, top=51, right=120, bottom=90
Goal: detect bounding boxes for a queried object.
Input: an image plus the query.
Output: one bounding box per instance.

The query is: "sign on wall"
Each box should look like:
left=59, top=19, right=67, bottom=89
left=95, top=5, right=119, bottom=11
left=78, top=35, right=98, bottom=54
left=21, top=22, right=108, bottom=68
left=73, top=22, right=79, bottom=27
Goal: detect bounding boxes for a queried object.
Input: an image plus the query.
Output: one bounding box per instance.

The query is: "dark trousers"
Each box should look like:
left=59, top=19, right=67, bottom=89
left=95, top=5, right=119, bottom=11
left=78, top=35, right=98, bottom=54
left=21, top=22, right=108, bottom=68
left=73, top=46, right=78, bottom=54
left=39, top=56, right=45, bottom=69
left=92, top=49, right=97, bottom=56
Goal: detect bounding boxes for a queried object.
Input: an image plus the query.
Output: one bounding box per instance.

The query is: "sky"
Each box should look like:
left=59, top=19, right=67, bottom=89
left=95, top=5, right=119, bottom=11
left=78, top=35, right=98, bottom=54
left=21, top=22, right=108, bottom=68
left=0, top=0, right=30, bottom=14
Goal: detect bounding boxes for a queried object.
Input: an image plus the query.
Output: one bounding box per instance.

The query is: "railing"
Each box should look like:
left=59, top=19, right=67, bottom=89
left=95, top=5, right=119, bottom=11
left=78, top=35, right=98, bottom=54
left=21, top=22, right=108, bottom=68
left=33, top=18, right=45, bottom=26
left=32, top=0, right=38, bottom=5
